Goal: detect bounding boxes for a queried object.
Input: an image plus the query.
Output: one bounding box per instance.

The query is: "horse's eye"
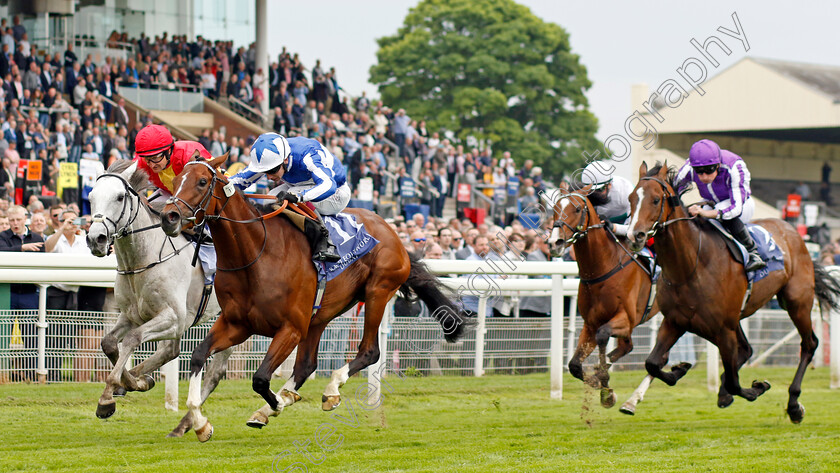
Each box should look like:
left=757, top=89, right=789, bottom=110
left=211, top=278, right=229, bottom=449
left=652, top=198, right=660, bottom=205
left=199, top=178, right=208, bottom=186
left=117, top=194, right=124, bottom=202
left=575, top=207, right=581, bottom=213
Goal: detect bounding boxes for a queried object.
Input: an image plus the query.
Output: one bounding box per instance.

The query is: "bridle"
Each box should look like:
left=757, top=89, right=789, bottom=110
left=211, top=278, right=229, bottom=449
left=552, top=191, right=601, bottom=249
left=91, top=172, right=191, bottom=275
left=165, top=160, right=287, bottom=272
left=553, top=189, right=650, bottom=283
left=637, top=176, right=702, bottom=285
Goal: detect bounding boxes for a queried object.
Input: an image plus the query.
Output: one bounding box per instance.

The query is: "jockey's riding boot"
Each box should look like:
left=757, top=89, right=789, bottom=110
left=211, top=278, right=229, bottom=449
left=725, top=218, right=766, bottom=272
left=305, top=211, right=340, bottom=262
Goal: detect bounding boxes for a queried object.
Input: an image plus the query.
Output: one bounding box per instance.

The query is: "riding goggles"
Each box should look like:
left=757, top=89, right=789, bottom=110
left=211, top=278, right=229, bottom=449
left=693, top=164, right=719, bottom=175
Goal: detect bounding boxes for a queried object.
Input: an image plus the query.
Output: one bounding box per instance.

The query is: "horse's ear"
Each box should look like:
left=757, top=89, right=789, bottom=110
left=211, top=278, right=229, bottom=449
left=191, top=150, right=202, bottom=161
left=658, top=160, right=669, bottom=179
left=580, top=184, right=593, bottom=194
left=559, top=181, right=569, bottom=191
left=121, top=160, right=139, bottom=180
left=638, top=161, right=648, bottom=179
left=209, top=153, right=228, bottom=169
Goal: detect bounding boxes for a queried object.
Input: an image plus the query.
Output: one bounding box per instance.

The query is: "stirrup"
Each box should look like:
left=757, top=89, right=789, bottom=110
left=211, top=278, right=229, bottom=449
left=314, top=246, right=340, bottom=262
left=745, top=253, right=766, bottom=272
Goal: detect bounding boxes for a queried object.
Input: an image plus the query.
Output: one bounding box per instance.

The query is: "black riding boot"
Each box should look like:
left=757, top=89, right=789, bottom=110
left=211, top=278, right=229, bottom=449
left=723, top=218, right=766, bottom=272
left=303, top=211, right=340, bottom=262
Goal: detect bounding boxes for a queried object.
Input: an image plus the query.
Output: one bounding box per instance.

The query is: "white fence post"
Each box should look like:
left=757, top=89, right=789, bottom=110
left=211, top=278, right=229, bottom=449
left=566, top=296, right=577, bottom=365
left=814, top=301, right=824, bottom=368
left=36, top=284, right=49, bottom=384
left=368, top=298, right=393, bottom=398
left=162, top=359, right=178, bottom=411
left=474, top=297, right=487, bottom=377
left=706, top=340, right=719, bottom=392
left=831, top=304, right=840, bottom=389
left=550, top=274, right=565, bottom=400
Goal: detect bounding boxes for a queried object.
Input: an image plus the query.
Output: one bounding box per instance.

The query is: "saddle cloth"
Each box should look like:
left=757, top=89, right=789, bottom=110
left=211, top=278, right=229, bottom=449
left=319, top=212, right=379, bottom=282
left=707, top=219, right=784, bottom=283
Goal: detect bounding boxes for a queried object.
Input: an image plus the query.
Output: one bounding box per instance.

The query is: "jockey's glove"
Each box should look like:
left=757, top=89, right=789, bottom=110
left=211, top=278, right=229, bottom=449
left=275, top=191, right=300, bottom=204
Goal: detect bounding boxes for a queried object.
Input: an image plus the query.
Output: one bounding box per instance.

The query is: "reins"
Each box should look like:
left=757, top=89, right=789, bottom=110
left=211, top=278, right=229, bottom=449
left=638, top=176, right=703, bottom=286
left=553, top=190, right=650, bottom=284
left=92, top=173, right=193, bottom=275
left=168, top=160, right=289, bottom=271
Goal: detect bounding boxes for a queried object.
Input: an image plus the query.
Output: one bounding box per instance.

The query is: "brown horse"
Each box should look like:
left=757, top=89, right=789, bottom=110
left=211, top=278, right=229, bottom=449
left=626, top=162, right=840, bottom=422
left=160, top=155, right=467, bottom=441
left=548, top=183, right=658, bottom=412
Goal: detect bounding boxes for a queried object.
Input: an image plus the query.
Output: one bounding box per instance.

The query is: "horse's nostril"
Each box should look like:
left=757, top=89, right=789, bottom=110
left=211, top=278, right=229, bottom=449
left=634, top=232, right=646, bottom=242
left=96, top=234, right=107, bottom=245
left=165, top=211, right=180, bottom=224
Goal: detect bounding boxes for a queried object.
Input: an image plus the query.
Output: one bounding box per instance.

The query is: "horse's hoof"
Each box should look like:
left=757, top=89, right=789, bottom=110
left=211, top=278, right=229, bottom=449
left=141, top=374, right=156, bottom=392
left=113, top=386, right=127, bottom=397
left=600, top=388, right=617, bottom=409
left=619, top=402, right=636, bottom=416
left=281, top=389, right=301, bottom=405
left=96, top=401, right=116, bottom=419
left=195, top=422, right=213, bottom=442
left=718, top=394, right=734, bottom=408
left=322, top=394, right=341, bottom=411
left=753, top=380, right=771, bottom=393
left=788, top=402, right=805, bottom=424
left=246, top=411, right=269, bottom=429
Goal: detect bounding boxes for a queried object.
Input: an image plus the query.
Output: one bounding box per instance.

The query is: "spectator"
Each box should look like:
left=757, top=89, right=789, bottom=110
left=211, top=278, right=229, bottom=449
left=28, top=211, right=48, bottom=239
left=424, top=243, right=443, bottom=260
left=456, top=228, right=479, bottom=259
left=437, top=227, right=456, bottom=259
left=409, top=230, right=427, bottom=257
left=0, top=205, right=46, bottom=309
left=519, top=236, right=551, bottom=317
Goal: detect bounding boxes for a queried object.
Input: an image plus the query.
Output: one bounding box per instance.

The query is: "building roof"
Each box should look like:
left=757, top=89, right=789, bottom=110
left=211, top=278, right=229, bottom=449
left=753, top=57, right=840, bottom=103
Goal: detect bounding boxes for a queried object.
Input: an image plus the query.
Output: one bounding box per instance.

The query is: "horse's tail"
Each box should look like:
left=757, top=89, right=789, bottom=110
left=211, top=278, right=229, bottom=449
left=813, top=263, right=840, bottom=311
left=400, top=252, right=471, bottom=342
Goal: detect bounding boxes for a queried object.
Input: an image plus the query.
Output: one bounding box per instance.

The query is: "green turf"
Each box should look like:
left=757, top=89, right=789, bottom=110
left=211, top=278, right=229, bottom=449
left=0, top=366, right=837, bottom=472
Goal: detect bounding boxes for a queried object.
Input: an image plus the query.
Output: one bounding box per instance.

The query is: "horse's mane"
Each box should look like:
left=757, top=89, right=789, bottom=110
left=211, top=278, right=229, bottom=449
left=106, top=160, right=164, bottom=212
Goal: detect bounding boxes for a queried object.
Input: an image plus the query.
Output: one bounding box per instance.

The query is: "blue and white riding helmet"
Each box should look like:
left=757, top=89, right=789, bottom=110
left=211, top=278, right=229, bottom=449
left=247, top=133, right=291, bottom=173
left=581, top=160, right=614, bottom=190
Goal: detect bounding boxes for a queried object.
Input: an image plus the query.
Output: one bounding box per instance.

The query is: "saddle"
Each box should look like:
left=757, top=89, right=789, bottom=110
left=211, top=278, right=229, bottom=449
left=706, top=219, right=784, bottom=282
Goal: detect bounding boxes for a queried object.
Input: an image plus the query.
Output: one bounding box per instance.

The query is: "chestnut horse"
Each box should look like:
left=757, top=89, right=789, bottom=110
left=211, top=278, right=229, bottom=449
left=161, top=155, right=467, bottom=441
left=626, top=162, right=840, bottom=422
left=548, top=184, right=658, bottom=412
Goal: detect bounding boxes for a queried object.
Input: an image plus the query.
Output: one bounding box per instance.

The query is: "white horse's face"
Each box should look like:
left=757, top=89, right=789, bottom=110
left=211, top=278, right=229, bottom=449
left=87, top=163, right=137, bottom=257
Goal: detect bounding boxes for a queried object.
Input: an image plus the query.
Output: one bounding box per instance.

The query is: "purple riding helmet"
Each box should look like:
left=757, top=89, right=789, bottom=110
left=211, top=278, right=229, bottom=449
left=688, top=139, right=722, bottom=167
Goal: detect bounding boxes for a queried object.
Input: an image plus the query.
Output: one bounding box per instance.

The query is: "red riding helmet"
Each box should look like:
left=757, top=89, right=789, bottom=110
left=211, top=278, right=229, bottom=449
left=135, top=124, right=175, bottom=158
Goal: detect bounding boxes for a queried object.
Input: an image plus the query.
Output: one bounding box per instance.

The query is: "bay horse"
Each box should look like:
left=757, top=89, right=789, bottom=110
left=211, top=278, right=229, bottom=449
left=86, top=160, right=226, bottom=424
left=548, top=183, right=658, bottom=412
left=626, top=161, right=840, bottom=422
left=160, top=155, right=467, bottom=441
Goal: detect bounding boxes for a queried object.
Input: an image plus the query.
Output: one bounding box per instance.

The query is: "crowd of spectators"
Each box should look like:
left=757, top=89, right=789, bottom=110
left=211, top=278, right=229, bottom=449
left=0, top=15, right=557, bottom=316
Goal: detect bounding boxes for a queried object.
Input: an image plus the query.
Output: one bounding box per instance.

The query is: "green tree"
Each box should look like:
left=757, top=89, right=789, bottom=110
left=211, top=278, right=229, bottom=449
left=370, top=0, right=602, bottom=180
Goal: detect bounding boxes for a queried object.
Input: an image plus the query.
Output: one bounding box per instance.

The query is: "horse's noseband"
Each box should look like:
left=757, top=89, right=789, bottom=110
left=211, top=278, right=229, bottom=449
left=553, top=192, right=592, bottom=247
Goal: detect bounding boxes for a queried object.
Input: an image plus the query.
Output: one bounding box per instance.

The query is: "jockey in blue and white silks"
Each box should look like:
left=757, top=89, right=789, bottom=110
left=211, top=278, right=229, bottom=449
left=230, top=133, right=350, bottom=262
left=673, top=139, right=766, bottom=272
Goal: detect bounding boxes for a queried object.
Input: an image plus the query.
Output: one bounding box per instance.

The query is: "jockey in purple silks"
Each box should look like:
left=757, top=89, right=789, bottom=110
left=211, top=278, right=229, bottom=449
left=674, top=139, right=767, bottom=272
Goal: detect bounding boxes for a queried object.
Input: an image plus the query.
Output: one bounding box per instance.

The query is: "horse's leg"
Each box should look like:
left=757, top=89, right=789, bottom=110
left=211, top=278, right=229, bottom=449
left=323, top=288, right=395, bottom=411
left=245, top=323, right=328, bottom=428
left=718, top=324, right=752, bottom=408
left=644, top=318, right=692, bottom=386
left=568, top=324, right=597, bottom=381
left=246, top=325, right=303, bottom=429
left=777, top=292, right=819, bottom=423
left=717, top=328, right=770, bottom=403
left=597, top=335, right=632, bottom=409
left=129, top=338, right=180, bottom=379
left=96, top=313, right=179, bottom=418
left=620, top=375, right=655, bottom=416
left=100, top=316, right=134, bottom=396
left=187, top=317, right=250, bottom=442
left=167, top=347, right=233, bottom=438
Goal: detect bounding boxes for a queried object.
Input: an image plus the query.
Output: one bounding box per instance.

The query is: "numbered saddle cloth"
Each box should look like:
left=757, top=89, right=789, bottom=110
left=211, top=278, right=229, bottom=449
left=708, top=219, right=785, bottom=283
left=318, top=212, right=379, bottom=282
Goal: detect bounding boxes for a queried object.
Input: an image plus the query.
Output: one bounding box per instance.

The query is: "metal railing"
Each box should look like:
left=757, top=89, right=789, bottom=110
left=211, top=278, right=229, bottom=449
left=0, top=254, right=836, bottom=408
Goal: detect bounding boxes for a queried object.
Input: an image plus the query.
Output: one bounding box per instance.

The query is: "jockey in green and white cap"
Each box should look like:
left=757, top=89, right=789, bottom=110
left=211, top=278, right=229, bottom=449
left=581, top=160, right=634, bottom=236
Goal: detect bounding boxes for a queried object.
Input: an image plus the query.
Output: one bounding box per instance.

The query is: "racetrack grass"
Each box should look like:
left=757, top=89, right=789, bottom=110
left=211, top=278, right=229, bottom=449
left=1, top=366, right=837, bottom=473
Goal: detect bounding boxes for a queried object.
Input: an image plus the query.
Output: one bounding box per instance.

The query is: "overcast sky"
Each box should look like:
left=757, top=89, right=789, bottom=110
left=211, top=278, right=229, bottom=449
left=267, top=1, right=840, bottom=141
